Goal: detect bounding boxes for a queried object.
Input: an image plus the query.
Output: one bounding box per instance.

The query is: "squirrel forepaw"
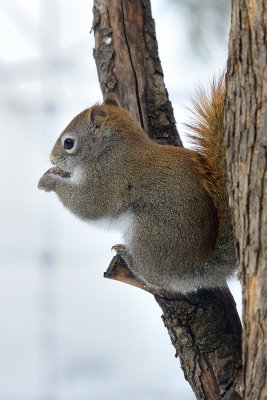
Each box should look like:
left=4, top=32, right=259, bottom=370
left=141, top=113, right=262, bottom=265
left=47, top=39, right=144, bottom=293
left=38, top=171, right=57, bottom=192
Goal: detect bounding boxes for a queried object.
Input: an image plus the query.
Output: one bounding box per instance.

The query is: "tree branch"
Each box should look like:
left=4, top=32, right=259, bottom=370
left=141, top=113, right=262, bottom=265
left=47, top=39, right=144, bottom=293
left=105, top=254, right=243, bottom=399
left=93, top=0, right=182, bottom=146
left=92, top=1, right=243, bottom=398
left=105, top=255, right=180, bottom=299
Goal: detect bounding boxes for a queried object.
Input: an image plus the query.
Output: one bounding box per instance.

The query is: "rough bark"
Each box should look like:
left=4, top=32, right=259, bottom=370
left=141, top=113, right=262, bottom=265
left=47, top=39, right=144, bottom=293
left=225, top=1, right=267, bottom=399
left=92, top=1, right=243, bottom=398
left=106, top=255, right=243, bottom=400
left=92, top=0, right=181, bottom=146
left=156, top=290, right=242, bottom=400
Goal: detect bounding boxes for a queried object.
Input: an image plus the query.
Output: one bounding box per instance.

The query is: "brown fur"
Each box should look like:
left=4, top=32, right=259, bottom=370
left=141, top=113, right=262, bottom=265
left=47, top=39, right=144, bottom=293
left=186, top=77, right=228, bottom=226
left=38, top=79, right=236, bottom=294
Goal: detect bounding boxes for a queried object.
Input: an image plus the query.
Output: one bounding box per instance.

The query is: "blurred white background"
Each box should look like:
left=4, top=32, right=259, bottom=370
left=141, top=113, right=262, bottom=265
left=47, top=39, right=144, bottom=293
left=0, top=0, right=241, bottom=399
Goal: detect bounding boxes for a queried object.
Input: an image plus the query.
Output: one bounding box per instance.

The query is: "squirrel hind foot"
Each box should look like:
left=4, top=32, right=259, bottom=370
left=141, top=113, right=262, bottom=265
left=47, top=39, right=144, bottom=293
left=112, top=244, right=133, bottom=267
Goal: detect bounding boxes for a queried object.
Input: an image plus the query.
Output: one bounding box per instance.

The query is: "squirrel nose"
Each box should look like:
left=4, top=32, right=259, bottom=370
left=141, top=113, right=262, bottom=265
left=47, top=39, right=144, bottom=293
left=50, top=154, right=56, bottom=165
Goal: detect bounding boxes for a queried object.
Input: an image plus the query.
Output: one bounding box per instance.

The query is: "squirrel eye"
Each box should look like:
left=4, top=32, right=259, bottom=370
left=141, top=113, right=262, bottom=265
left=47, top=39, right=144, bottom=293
left=61, top=132, right=77, bottom=153
left=63, top=138, right=76, bottom=153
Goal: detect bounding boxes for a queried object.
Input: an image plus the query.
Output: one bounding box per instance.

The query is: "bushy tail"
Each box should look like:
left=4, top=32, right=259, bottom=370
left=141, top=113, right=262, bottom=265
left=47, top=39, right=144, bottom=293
left=186, top=76, right=230, bottom=235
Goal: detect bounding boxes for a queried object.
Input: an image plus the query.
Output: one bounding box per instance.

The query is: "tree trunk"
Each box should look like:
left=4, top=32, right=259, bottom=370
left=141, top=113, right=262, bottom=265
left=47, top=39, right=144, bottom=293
left=92, top=1, right=243, bottom=398
left=225, top=1, right=267, bottom=399
left=92, top=0, right=181, bottom=146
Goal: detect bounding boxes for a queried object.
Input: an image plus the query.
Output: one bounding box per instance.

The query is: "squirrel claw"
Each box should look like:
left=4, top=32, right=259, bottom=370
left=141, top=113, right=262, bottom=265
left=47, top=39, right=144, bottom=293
left=112, top=244, right=127, bottom=256
left=112, top=244, right=133, bottom=267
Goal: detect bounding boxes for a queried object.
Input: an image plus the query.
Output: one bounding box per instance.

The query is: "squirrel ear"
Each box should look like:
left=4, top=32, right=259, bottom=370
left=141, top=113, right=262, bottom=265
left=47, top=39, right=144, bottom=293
left=103, top=93, right=120, bottom=107
left=90, top=106, right=107, bottom=127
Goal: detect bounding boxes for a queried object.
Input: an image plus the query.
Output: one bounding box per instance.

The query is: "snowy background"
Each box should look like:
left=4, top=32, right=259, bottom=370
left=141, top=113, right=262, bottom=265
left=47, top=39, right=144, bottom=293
left=0, top=1, right=241, bottom=399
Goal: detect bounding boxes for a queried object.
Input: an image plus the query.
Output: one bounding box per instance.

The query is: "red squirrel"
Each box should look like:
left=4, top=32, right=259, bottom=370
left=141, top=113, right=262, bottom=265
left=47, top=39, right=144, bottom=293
left=38, top=77, right=236, bottom=294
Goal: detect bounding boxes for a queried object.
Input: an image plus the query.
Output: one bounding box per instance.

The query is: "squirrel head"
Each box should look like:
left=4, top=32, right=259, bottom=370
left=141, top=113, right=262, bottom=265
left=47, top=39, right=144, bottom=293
left=49, top=94, right=144, bottom=176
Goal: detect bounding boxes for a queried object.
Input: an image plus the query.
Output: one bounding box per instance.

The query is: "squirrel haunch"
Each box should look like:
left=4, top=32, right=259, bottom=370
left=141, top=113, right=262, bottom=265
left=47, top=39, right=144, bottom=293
left=38, top=81, right=236, bottom=294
